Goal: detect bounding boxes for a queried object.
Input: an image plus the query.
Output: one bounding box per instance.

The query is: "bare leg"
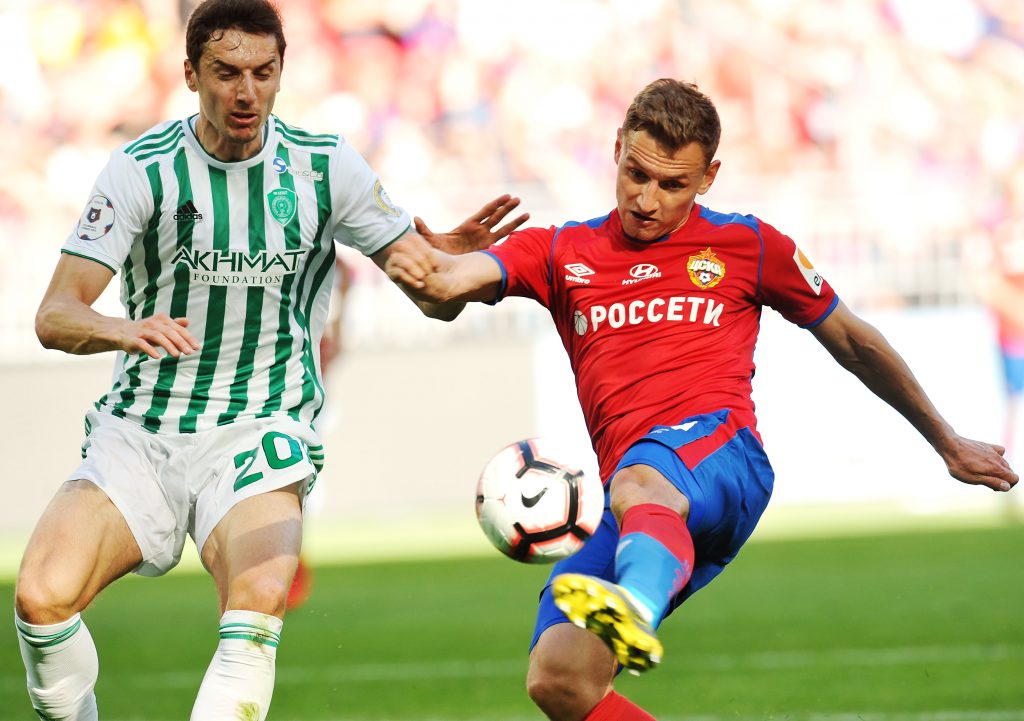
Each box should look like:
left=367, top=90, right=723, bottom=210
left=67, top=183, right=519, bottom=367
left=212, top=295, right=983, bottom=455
left=190, top=482, right=303, bottom=721
left=527, top=623, right=617, bottom=721
left=15, top=480, right=143, bottom=720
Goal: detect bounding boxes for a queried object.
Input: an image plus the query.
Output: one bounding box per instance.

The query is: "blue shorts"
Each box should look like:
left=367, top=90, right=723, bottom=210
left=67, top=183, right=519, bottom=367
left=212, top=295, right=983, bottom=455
left=1001, top=349, right=1024, bottom=396
left=530, top=409, right=774, bottom=650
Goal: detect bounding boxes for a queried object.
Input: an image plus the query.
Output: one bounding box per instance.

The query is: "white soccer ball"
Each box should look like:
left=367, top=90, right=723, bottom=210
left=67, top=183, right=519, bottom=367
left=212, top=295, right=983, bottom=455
left=475, top=438, right=604, bottom=563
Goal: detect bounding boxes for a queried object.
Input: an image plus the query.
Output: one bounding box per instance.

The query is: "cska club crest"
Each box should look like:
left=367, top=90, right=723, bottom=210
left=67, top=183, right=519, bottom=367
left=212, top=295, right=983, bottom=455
left=687, top=248, right=725, bottom=289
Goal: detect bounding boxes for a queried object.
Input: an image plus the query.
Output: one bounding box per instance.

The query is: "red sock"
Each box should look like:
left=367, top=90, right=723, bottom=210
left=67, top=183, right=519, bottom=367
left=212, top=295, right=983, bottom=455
left=621, top=504, right=694, bottom=565
left=583, top=691, right=657, bottom=721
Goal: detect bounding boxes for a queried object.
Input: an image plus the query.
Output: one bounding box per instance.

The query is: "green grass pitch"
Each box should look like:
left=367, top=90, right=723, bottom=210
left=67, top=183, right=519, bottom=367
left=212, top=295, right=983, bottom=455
left=0, top=524, right=1021, bottom=720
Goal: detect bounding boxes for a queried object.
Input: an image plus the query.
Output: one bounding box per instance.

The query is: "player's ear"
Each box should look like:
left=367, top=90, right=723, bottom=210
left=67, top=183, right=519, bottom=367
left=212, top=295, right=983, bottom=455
left=184, top=60, right=198, bottom=92
left=614, top=128, right=624, bottom=164
left=698, top=159, right=721, bottom=195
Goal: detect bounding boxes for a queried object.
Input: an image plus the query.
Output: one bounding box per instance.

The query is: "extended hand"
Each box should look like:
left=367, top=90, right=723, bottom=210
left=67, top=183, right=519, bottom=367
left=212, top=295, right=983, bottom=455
left=415, top=194, right=529, bottom=255
left=941, top=436, right=1019, bottom=492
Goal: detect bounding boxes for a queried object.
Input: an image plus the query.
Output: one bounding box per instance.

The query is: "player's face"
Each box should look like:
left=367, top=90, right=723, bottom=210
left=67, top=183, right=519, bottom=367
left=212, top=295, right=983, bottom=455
left=614, top=129, right=720, bottom=242
left=185, top=30, right=282, bottom=161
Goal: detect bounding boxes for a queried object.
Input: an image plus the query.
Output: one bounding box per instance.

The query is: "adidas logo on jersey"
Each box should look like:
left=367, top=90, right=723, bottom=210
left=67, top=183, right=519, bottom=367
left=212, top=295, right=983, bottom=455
left=173, top=200, right=204, bottom=221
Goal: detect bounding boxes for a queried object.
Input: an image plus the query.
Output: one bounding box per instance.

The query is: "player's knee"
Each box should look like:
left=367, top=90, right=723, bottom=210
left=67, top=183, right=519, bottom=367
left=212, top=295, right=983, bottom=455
left=526, top=659, right=600, bottom=721
left=226, top=574, right=291, bottom=617
left=15, top=570, right=82, bottom=624
left=609, top=464, right=687, bottom=521
left=609, top=465, right=658, bottom=520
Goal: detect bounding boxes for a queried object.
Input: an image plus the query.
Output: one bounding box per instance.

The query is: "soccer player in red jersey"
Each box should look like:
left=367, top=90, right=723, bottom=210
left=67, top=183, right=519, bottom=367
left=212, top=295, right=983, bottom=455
left=386, top=79, right=1018, bottom=721
left=978, top=221, right=1024, bottom=483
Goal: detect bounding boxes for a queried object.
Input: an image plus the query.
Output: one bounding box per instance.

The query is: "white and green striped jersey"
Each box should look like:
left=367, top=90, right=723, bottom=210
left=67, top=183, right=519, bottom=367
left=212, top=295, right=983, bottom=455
left=62, top=115, right=411, bottom=434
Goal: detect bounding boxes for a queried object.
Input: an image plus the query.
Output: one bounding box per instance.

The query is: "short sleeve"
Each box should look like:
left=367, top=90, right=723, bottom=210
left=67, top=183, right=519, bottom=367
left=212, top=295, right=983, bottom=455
left=328, top=139, right=412, bottom=256
left=61, top=150, right=154, bottom=274
left=482, top=226, right=556, bottom=306
left=756, top=219, right=838, bottom=328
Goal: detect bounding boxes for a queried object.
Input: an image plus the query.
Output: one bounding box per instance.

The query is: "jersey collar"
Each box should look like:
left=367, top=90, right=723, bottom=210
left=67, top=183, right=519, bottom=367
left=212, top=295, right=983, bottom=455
left=183, top=114, right=277, bottom=170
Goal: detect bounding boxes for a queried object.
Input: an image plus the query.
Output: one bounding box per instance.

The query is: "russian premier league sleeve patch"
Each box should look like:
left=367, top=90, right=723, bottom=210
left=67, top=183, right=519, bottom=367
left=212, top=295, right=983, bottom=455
left=793, top=246, right=823, bottom=295
left=373, top=179, right=401, bottom=217
left=77, top=195, right=116, bottom=241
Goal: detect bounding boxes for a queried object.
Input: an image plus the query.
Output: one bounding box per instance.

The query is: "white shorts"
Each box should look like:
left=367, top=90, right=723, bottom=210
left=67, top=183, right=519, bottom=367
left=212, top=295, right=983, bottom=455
left=70, top=410, right=323, bottom=577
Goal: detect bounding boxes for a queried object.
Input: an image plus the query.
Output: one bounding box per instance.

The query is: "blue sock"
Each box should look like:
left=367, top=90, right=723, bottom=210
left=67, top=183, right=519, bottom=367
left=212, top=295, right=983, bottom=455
left=615, top=504, right=695, bottom=626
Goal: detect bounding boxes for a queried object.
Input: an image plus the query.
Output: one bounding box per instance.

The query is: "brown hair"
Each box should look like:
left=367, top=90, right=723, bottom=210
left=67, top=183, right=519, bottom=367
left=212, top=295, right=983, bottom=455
left=186, top=0, right=286, bottom=69
left=622, top=79, right=721, bottom=166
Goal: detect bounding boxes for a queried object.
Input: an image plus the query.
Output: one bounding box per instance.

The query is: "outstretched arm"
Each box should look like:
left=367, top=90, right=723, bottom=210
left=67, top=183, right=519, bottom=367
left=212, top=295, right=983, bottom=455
left=371, top=233, right=504, bottom=320
left=809, top=300, right=1017, bottom=492
left=373, top=194, right=526, bottom=321
left=383, top=238, right=503, bottom=304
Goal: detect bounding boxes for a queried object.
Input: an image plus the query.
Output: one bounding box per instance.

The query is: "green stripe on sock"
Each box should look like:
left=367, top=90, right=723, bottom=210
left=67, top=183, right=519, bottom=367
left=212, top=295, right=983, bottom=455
left=219, top=622, right=281, bottom=648
left=15, top=618, right=81, bottom=648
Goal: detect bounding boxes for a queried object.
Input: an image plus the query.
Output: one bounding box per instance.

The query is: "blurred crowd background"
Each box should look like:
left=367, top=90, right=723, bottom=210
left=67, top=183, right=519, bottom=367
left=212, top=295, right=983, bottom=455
left=2, top=0, right=1023, bottom=355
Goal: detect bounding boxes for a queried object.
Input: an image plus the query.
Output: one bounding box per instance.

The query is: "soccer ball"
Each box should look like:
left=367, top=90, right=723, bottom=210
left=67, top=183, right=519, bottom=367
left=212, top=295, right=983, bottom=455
left=475, top=438, right=604, bottom=563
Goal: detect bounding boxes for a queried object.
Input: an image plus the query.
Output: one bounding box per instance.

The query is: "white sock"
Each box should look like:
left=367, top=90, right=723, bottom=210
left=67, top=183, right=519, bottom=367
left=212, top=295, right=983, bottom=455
left=190, top=610, right=284, bottom=721
left=15, top=613, right=99, bottom=721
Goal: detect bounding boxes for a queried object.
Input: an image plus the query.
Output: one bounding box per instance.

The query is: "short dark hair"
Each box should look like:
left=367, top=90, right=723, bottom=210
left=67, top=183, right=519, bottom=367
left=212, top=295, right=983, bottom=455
left=622, top=79, right=721, bottom=166
left=185, top=0, right=286, bottom=69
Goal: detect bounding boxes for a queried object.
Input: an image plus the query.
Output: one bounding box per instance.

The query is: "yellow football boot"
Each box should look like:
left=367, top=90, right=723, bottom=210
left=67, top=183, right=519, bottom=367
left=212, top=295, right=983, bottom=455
left=552, top=573, right=663, bottom=673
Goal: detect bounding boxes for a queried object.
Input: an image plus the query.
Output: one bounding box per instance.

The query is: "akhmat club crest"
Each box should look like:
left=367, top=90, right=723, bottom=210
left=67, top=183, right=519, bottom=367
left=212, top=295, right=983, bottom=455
left=687, top=248, right=725, bottom=288
left=267, top=188, right=297, bottom=226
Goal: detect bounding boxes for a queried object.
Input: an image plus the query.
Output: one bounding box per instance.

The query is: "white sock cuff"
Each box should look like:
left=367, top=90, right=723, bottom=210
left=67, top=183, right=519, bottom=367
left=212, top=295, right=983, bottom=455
left=218, top=610, right=283, bottom=649
left=15, top=613, right=83, bottom=646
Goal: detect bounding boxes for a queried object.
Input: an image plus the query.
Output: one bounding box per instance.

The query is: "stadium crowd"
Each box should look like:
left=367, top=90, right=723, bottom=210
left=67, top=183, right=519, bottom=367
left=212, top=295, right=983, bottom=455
left=3, top=0, right=1023, bottom=353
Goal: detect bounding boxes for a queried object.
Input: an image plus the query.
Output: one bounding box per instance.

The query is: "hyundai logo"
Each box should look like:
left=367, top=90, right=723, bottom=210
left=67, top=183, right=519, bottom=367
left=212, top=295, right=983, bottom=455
left=629, top=263, right=660, bottom=279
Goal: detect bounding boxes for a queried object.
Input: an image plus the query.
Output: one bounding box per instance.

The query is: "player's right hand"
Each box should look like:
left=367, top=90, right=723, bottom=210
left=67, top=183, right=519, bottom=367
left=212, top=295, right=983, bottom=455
left=121, top=314, right=201, bottom=359
left=941, top=436, right=1019, bottom=492
left=382, top=233, right=441, bottom=293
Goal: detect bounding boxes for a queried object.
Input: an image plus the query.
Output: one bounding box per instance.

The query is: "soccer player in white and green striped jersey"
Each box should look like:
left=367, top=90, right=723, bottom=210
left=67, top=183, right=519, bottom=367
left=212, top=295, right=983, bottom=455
left=13, top=1, right=526, bottom=719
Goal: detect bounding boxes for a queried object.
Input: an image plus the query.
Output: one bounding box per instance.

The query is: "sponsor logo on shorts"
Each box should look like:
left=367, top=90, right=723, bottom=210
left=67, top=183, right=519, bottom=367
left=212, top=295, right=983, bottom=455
left=651, top=420, right=698, bottom=434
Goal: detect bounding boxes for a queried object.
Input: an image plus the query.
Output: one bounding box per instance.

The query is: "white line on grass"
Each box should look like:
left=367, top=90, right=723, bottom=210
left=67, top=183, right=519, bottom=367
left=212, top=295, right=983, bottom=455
left=690, top=642, right=1024, bottom=671
left=80, top=711, right=1024, bottom=721
left=1, top=642, right=1020, bottom=694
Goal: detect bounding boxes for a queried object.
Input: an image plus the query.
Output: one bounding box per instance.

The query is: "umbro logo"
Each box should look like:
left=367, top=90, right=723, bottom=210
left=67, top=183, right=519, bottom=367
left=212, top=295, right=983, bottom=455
left=564, top=263, right=594, bottom=285
left=173, top=200, right=203, bottom=221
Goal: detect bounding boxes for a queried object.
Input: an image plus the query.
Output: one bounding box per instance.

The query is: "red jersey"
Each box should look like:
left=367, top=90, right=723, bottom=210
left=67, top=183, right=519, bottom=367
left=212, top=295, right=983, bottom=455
left=484, top=205, right=838, bottom=482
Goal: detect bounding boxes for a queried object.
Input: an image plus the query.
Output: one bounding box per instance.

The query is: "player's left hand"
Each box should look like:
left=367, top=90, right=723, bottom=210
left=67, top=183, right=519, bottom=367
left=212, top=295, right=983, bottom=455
left=415, top=194, right=529, bottom=255
left=940, top=436, right=1018, bottom=492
